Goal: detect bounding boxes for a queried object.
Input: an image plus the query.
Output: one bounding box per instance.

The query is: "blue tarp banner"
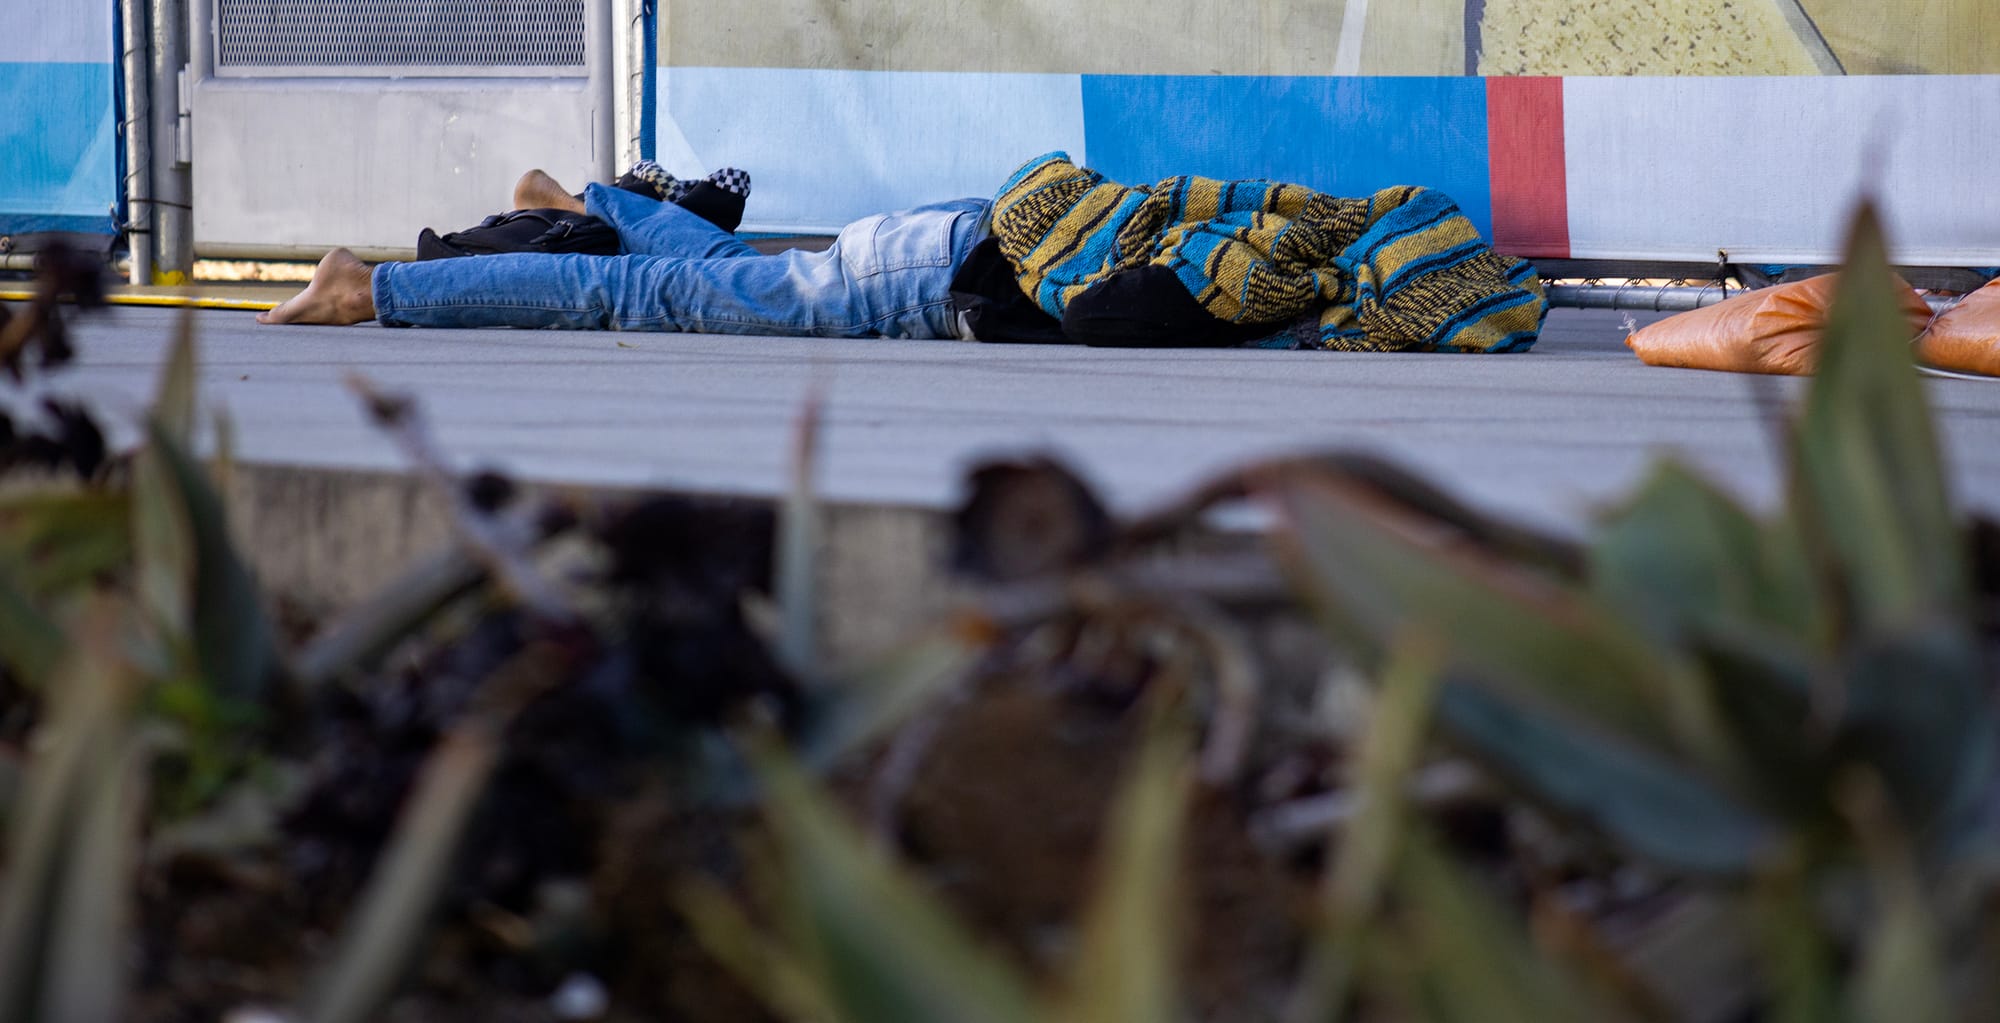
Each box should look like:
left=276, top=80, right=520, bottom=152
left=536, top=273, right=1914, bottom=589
left=0, top=3, right=118, bottom=235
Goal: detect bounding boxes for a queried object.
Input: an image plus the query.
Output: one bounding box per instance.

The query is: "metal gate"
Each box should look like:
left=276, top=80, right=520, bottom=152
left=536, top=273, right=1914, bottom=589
left=188, top=0, right=638, bottom=260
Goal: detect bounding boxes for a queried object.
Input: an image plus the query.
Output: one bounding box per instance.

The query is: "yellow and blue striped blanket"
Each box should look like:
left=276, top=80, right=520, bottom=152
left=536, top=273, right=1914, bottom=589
left=991, top=152, right=1547, bottom=353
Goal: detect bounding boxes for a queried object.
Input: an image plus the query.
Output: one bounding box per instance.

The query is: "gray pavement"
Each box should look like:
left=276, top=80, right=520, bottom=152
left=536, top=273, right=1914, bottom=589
left=28, top=304, right=2000, bottom=533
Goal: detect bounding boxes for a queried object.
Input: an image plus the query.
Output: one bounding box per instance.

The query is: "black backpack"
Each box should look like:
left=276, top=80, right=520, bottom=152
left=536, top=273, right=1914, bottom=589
left=416, top=208, right=621, bottom=260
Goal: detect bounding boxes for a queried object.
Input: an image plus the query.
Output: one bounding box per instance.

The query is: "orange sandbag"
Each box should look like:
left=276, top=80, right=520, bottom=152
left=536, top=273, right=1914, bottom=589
left=1916, top=278, right=2000, bottom=377
left=1625, top=273, right=1934, bottom=376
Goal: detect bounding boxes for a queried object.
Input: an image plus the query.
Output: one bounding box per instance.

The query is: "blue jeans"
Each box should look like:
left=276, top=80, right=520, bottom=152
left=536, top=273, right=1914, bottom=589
left=373, top=184, right=991, bottom=339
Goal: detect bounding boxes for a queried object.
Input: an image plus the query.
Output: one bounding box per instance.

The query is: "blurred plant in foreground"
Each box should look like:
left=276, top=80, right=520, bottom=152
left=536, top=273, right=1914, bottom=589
left=681, top=202, right=2000, bottom=1023
left=1, top=201, right=1996, bottom=1023
left=0, top=276, right=974, bottom=1021
left=1260, top=202, right=2000, bottom=1022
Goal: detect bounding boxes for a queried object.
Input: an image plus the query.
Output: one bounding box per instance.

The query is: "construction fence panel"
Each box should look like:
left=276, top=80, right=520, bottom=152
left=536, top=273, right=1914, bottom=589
left=654, top=0, right=2000, bottom=266
left=0, top=2, right=119, bottom=237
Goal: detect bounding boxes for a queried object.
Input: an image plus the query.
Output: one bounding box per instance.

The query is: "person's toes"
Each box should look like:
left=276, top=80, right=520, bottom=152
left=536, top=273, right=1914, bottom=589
left=256, top=248, right=371, bottom=326
left=257, top=289, right=313, bottom=325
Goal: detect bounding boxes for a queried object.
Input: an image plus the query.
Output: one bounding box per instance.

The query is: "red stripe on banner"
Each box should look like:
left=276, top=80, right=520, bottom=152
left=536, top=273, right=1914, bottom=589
left=1486, top=77, right=1570, bottom=259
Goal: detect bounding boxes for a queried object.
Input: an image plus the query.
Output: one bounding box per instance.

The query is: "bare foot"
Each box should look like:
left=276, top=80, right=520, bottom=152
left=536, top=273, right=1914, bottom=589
left=513, top=169, right=587, bottom=214
left=257, top=248, right=376, bottom=325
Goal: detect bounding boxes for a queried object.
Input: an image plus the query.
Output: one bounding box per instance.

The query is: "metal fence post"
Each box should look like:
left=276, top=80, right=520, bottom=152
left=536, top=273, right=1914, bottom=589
left=611, top=0, right=645, bottom=172
left=119, top=0, right=154, bottom=285
left=587, top=0, right=616, bottom=185
left=150, top=0, right=193, bottom=279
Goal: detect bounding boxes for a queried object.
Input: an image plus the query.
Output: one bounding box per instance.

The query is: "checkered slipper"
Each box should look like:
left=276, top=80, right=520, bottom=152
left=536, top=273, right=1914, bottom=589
left=613, top=159, right=678, bottom=201
left=706, top=167, right=752, bottom=197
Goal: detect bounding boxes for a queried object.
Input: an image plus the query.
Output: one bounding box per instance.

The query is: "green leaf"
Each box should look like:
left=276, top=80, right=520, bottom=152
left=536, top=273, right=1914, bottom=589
left=673, top=877, right=843, bottom=1023
left=1750, top=860, right=1840, bottom=1023
left=210, top=408, right=237, bottom=497
left=1287, top=635, right=1441, bottom=1023
left=1270, top=472, right=1716, bottom=771
left=131, top=437, right=196, bottom=643
left=1055, top=704, right=1192, bottom=1023
left=1380, top=828, right=1616, bottom=1023
left=1786, top=208, right=1996, bottom=848
left=294, top=548, right=488, bottom=687
left=126, top=311, right=272, bottom=703
left=1436, top=681, right=1777, bottom=876
left=1793, top=202, right=1966, bottom=633
left=151, top=310, right=199, bottom=446
left=1851, top=891, right=1950, bottom=1023
left=1846, top=775, right=1952, bottom=1023
left=305, top=640, right=569, bottom=1023
left=1271, top=474, right=1783, bottom=873
left=755, top=744, right=1040, bottom=1023
left=0, top=492, right=131, bottom=686
left=1598, top=460, right=1998, bottom=842
left=0, top=600, right=141, bottom=1022
left=1594, top=894, right=1758, bottom=1023
left=44, top=726, right=150, bottom=1023
left=0, top=568, right=62, bottom=685
left=146, top=422, right=274, bottom=704
left=0, top=491, right=132, bottom=599
left=147, top=675, right=265, bottom=816
left=305, top=721, right=503, bottom=1023
left=1838, top=624, right=1996, bottom=845
left=775, top=383, right=824, bottom=680
left=1592, top=462, right=1821, bottom=646
left=1689, top=626, right=1841, bottom=825
left=796, top=620, right=986, bottom=770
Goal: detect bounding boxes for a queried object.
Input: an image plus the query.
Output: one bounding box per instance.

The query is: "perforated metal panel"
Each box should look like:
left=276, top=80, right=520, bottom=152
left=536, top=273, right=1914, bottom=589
left=217, top=0, right=586, bottom=73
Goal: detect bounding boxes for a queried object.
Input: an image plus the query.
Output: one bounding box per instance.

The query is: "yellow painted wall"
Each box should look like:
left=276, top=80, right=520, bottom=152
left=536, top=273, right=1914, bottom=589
left=662, top=0, right=2000, bottom=76
left=1476, top=0, right=1824, bottom=75
left=1801, top=0, right=2000, bottom=75
left=662, top=0, right=1352, bottom=74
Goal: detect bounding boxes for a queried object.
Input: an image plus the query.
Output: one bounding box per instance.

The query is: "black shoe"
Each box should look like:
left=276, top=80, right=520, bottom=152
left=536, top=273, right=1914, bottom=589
left=673, top=180, right=746, bottom=234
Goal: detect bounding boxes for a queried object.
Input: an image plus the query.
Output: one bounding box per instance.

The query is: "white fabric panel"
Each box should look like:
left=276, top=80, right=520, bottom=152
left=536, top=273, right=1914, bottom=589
left=0, top=0, right=113, bottom=63
left=1563, top=76, right=2000, bottom=265
left=659, top=68, right=1086, bottom=234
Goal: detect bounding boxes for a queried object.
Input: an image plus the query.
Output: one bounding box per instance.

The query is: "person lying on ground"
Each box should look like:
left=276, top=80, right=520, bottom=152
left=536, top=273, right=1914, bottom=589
left=259, top=164, right=983, bottom=340
left=259, top=153, right=1549, bottom=352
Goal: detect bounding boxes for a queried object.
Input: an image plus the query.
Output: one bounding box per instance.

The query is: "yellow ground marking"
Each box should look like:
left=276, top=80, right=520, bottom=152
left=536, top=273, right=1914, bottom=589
left=0, top=289, right=280, bottom=312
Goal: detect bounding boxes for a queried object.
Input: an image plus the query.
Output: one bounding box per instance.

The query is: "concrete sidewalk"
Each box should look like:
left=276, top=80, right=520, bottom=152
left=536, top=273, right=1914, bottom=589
left=34, top=305, right=2000, bottom=534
